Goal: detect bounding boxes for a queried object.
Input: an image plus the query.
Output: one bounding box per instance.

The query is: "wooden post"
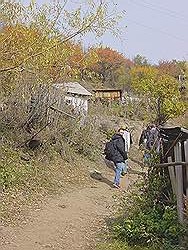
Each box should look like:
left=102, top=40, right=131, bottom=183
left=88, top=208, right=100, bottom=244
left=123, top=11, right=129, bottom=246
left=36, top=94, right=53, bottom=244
left=167, top=156, right=177, bottom=196
left=174, top=142, right=184, bottom=223
left=184, top=140, right=188, bottom=198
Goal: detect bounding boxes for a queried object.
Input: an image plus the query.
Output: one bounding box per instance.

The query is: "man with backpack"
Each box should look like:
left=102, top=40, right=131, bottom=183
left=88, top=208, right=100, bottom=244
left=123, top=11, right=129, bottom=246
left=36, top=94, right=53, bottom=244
left=104, top=127, right=127, bottom=188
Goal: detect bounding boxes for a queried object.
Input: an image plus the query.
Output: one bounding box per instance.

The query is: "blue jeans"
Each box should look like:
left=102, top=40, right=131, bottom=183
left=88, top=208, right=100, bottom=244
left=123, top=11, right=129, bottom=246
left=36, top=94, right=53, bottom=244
left=125, top=159, right=128, bottom=170
left=114, top=162, right=127, bottom=186
left=144, top=152, right=151, bottom=166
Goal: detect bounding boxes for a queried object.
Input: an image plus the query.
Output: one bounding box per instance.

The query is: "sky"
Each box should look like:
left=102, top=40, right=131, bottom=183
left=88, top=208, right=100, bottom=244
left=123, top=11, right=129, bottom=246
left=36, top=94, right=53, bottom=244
left=20, top=0, right=188, bottom=64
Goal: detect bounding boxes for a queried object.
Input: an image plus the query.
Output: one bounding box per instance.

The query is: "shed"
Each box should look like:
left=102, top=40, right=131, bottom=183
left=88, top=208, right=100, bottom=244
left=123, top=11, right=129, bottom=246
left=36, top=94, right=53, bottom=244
left=93, top=89, right=122, bottom=101
left=53, top=82, right=92, bottom=114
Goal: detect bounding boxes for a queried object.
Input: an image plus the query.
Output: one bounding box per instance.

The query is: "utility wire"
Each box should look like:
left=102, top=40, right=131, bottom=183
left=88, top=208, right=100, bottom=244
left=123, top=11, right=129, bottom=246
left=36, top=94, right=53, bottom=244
left=140, top=0, right=187, bottom=18
left=126, top=18, right=188, bottom=44
left=130, top=0, right=188, bottom=23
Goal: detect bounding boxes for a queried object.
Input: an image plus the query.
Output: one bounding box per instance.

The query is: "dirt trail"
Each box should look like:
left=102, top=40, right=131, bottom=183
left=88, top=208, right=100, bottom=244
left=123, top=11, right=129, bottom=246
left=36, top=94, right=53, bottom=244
left=0, top=118, right=144, bottom=250
left=0, top=159, right=141, bottom=250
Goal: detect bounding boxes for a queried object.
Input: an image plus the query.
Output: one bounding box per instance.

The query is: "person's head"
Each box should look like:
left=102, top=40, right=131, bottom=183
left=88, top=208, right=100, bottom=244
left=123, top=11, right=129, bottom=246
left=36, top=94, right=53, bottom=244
left=118, top=123, right=128, bottom=131
left=150, top=123, right=156, bottom=128
left=150, top=124, right=157, bottom=133
left=118, top=127, right=125, bottom=136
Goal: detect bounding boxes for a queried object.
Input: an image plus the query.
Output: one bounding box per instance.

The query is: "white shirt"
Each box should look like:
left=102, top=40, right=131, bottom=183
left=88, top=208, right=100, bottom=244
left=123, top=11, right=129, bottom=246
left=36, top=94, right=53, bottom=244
left=123, top=130, right=131, bottom=152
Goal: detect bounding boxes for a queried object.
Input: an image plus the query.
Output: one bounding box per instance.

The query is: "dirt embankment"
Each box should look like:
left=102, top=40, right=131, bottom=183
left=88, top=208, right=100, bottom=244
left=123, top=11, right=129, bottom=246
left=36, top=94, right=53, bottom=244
left=0, top=151, right=144, bottom=250
left=0, top=120, right=144, bottom=250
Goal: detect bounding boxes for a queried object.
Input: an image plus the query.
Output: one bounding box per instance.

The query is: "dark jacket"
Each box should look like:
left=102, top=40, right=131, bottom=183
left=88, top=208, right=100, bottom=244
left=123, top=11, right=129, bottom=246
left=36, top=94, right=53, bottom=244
left=139, top=129, right=147, bottom=146
left=111, top=134, right=127, bottom=163
left=139, top=128, right=151, bottom=147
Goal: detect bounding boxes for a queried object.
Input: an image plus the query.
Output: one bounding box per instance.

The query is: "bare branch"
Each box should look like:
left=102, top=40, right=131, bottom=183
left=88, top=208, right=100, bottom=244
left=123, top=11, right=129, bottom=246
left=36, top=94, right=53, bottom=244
left=0, top=0, right=104, bottom=73
left=17, top=121, right=51, bottom=148
left=50, top=106, right=76, bottom=119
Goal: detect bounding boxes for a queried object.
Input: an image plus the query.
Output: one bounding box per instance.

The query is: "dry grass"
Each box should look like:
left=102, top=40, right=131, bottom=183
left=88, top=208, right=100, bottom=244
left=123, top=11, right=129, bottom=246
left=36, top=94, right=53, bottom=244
left=167, top=110, right=188, bottom=127
left=0, top=148, right=101, bottom=226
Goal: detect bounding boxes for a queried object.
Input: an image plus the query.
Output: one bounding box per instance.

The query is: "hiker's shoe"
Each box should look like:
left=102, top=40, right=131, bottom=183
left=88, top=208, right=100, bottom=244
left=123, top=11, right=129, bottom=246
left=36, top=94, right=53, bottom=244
left=113, top=183, right=120, bottom=189
left=121, top=171, right=127, bottom=176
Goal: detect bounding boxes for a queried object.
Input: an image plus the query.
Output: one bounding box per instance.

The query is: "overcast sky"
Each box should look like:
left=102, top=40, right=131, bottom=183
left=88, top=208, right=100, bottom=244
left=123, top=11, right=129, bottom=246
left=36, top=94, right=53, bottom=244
left=20, top=0, right=188, bottom=64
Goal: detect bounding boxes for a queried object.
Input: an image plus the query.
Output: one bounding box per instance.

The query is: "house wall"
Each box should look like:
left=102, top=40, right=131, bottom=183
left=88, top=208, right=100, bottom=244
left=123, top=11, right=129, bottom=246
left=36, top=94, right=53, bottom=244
left=51, top=85, right=91, bottom=115
left=64, top=95, right=88, bottom=114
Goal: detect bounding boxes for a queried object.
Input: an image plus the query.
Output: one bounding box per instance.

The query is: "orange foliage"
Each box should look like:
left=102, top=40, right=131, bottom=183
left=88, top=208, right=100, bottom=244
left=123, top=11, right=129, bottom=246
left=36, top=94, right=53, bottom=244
left=89, top=47, right=133, bottom=71
left=67, top=43, right=84, bottom=68
left=157, top=60, right=184, bottom=79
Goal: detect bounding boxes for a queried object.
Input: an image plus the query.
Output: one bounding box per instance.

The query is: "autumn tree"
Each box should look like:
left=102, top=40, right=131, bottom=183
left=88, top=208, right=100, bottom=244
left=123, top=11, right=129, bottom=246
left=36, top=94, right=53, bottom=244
left=0, top=0, right=124, bottom=75
left=157, top=60, right=187, bottom=104
left=0, top=0, right=125, bottom=142
left=87, top=46, right=133, bottom=88
left=157, top=60, right=186, bottom=80
left=0, top=0, right=124, bottom=94
left=131, top=65, right=186, bottom=124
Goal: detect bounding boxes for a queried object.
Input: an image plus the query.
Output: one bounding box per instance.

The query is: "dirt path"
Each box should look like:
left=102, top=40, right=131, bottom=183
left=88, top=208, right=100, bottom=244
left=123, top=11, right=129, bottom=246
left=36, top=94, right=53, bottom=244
left=0, top=166, right=137, bottom=250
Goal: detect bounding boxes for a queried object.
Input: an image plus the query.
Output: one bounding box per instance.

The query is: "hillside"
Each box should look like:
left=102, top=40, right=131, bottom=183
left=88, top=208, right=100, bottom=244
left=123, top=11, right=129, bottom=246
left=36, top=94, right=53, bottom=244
left=0, top=124, right=144, bottom=249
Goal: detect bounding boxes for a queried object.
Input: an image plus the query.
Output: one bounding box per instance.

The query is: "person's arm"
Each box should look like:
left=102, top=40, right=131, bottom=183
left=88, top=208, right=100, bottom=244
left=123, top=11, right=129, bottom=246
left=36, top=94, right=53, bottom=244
left=139, top=131, right=145, bottom=146
left=116, top=138, right=127, bottom=160
left=130, top=133, right=133, bottom=145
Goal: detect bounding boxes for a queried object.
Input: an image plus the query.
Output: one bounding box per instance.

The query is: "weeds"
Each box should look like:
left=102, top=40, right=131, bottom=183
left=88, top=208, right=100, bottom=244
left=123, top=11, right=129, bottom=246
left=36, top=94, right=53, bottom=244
left=102, top=165, right=187, bottom=250
left=97, top=240, right=153, bottom=250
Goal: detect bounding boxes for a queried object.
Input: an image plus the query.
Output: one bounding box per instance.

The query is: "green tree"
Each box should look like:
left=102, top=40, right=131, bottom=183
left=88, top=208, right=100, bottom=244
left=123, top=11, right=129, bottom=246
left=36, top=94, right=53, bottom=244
left=133, top=54, right=149, bottom=66
left=131, top=65, right=186, bottom=124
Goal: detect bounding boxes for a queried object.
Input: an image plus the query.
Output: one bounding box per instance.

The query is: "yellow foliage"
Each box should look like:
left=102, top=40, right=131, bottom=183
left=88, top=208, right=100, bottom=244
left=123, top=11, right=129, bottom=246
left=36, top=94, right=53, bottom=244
left=131, top=65, right=187, bottom=123
left=0, top=0, right=123, bottom=91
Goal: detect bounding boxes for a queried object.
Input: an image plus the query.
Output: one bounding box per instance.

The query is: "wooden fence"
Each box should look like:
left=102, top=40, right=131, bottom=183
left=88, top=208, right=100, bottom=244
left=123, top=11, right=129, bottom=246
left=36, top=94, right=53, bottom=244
left=156, top=127, right=188, bottom=223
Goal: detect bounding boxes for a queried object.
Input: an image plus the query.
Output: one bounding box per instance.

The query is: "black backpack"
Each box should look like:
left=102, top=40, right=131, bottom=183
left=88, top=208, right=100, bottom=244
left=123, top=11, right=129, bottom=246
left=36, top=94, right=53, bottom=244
left=104, top=140, right=116, bottom=161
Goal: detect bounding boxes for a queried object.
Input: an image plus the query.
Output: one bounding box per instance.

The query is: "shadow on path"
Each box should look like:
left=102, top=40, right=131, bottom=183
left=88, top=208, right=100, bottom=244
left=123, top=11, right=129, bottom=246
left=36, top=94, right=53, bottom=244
left=90, top=171, right=114, bottom=188
left=129, top=157, right=144, bottom=168
left=103, top=158, right=115, bottom=171
left=128, top=168, right=146, bottom=176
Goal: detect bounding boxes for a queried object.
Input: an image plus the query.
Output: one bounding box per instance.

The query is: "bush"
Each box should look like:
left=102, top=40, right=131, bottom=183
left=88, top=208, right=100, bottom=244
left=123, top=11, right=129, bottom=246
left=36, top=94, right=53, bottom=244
left=108, top=167, right=187, bottom=250
left=68, top=118, right=104, bottom=161
left=0, top=145, right=31, bottom=190
left=113, top=206, right=184, bottom=249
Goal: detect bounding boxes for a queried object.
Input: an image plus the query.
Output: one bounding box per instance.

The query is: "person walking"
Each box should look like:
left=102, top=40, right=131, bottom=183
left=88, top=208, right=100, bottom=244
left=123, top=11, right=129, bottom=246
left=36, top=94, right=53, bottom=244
left=139, top=125, right=151, bottom=165
left=139, top=124, right=161, bottom=166
left=109, top=127, right=128, bottom=188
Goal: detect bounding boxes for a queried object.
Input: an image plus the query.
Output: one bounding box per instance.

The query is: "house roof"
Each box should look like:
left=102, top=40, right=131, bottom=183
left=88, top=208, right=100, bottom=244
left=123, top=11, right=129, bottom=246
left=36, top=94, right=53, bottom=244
left=159, top=126, right=188, bottom=161
left=93, top=89, right=122, bottom=92
left=54, top=82, right=92, bottom=96
left=160, top=127, right=188, bottom=142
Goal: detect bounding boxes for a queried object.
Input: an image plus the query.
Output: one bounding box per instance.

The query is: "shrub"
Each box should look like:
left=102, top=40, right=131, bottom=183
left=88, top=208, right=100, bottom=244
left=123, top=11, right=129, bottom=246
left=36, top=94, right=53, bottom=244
left=0, top=145, right=31, bottom=190
left=109, top=166, right=187, bottom=250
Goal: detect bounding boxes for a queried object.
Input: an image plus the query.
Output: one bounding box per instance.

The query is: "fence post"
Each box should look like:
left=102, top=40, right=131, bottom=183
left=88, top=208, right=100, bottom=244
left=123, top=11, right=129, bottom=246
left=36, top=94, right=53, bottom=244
left=174, top=142, right=184, bottom=223
left=167, top=156, right=177, bottom=196
left=185, top=140, right=188, bottom=198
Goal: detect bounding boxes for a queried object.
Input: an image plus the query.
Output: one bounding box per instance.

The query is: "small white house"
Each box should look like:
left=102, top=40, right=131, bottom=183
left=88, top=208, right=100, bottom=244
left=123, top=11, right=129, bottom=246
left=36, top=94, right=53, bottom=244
left=53, top=82, right=92, bottom=115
